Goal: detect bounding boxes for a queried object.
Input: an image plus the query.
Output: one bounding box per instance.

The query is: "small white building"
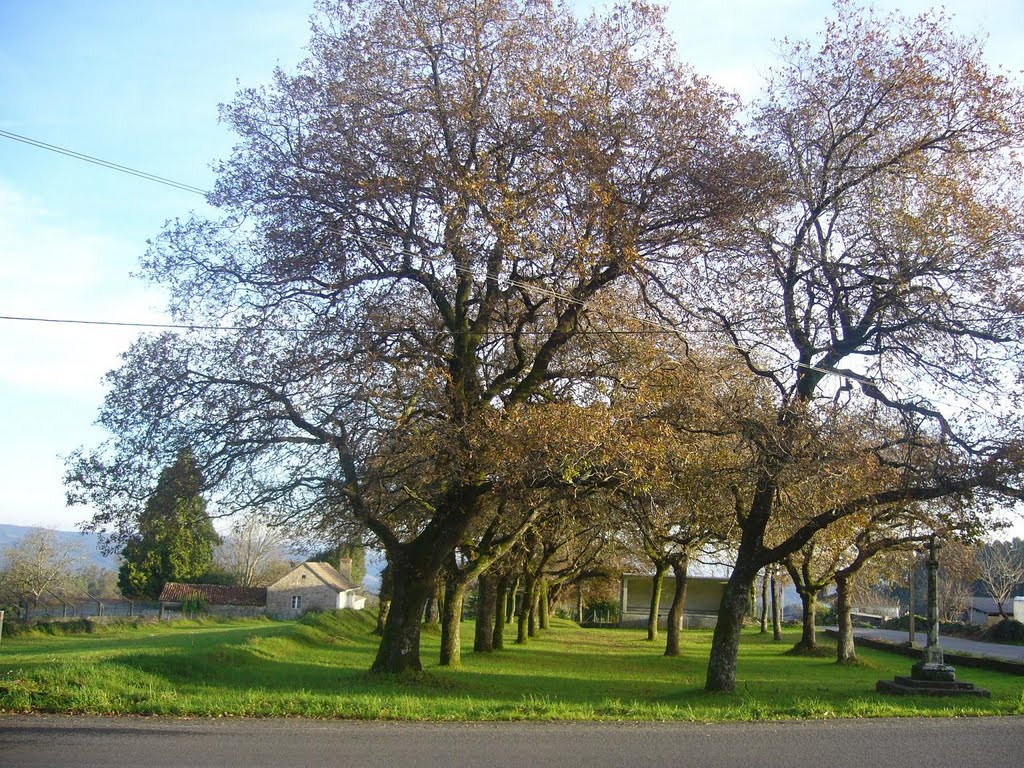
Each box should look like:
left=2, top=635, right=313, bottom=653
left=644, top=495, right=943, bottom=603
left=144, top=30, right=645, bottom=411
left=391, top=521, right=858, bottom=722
left=266, top=560, right=366, bottom=619
left=618, top=573, right=727, bottom=629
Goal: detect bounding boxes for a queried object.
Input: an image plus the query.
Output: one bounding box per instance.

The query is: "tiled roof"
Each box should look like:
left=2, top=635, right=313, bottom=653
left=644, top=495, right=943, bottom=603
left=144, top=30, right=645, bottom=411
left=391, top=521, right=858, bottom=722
left=158, top=582, right=267, bottom=606
left=268, top=562, right=358, bottom=592
left=305, top=562, right=358, bottom=591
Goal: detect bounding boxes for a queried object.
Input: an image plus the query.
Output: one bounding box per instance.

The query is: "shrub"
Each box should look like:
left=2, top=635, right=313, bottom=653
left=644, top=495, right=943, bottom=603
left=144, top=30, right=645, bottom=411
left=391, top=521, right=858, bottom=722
left=180, top=593, right=208, bottom=615
left=984, top=619, right=1024, bottom=644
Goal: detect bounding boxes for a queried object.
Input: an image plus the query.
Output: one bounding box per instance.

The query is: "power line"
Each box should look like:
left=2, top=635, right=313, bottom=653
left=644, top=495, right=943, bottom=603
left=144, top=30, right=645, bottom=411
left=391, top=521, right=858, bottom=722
left=0, top=129, right=209, bottom=196
left=0, top=312, right=722, bottom=337
left=0, top=314, right=249, bottom=333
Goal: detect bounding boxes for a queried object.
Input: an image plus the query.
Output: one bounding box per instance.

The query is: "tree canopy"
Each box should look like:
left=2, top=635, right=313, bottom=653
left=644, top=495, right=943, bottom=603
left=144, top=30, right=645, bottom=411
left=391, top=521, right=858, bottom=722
left=65, top=0, right=1024, bottom=686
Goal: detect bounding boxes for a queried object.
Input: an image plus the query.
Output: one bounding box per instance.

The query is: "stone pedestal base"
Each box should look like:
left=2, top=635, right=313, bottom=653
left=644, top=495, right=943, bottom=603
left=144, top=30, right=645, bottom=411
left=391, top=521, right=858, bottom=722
left=911, top=662, right=956, bottom=682
left=876, top=674, right=990, bottom=698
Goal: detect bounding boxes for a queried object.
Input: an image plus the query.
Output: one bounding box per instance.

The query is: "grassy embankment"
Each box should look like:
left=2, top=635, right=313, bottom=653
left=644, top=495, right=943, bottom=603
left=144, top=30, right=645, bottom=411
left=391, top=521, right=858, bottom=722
left=1, top=611, right=1022, bottom=720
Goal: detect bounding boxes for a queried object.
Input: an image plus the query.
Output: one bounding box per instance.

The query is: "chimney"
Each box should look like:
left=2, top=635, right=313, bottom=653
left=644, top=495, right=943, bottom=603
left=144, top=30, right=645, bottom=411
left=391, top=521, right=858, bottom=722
left=338, top=557, right=353, bottom=582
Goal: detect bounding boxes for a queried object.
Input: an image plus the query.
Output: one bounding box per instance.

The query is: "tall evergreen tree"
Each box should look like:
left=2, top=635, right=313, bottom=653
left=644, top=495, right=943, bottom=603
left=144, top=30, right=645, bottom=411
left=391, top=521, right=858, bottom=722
left=119, top=449, right=220, bottom=599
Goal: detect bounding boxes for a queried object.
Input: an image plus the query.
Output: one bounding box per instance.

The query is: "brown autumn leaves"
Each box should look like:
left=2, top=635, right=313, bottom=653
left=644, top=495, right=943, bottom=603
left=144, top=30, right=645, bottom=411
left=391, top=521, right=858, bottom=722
left=66, top=1, right=1024, bottom=688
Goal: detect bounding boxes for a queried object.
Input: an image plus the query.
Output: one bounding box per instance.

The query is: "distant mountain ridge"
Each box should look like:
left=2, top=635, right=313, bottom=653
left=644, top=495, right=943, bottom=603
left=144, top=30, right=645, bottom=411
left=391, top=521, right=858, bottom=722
left=0, top=524, right=117, bottom=570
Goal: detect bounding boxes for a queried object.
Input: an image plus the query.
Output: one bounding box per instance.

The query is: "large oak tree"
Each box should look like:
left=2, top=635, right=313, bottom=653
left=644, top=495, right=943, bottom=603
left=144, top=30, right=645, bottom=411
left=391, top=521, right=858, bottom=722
left=65, top=0, right=749, bottom=673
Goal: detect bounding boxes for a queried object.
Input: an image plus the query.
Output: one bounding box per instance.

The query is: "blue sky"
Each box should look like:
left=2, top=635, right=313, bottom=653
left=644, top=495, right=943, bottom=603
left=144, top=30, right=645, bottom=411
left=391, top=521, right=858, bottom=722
left=1, top=0, right=1022, bottom=536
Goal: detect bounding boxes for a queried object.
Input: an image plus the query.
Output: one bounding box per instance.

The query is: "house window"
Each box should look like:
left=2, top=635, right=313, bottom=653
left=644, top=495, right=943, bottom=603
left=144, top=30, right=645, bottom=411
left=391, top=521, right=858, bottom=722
left=291, top=595, right=301, bottom=611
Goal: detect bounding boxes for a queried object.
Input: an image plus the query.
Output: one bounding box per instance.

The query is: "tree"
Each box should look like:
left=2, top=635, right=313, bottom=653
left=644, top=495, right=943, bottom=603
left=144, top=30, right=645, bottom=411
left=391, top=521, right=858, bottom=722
left=73, top=565, right=121, bottom=600
left=65, top=0, right=749, bottom=673
left=0, top=528, right=86, bottom=617
left=215, top=514, right=293, bottom=587
left=936, top=539, right=980, bottom=623
left=976, top=539, right=1024, bottom=619
left=117, top=449, right=221, bottom=599
left=663, top=3, right=1024, bottom=692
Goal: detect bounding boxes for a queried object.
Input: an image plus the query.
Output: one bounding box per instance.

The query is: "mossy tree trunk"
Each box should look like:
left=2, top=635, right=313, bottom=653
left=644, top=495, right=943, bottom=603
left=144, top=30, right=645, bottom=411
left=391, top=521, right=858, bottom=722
left=528, top=585, right=541, bottom=638
left=705, top=564, right=758, bottom=691
left=371, top=554, right=438, bottom=673
left=664, top=554, right=690, bottom=657
left=439, top=578, right=466, bottom=666
left=771, top=566, right=783, bottom=642
left=474, top=573, right=496, bottom=653
left=506, top=577, right=519, bottom=623
left=492, top=575, right=508, bottom=649
left=516, top=572, right=535, bottom=644
left=794, top=589, right=818, bottom=652
left=759, top=569, right=769, bottom=634
left=647, top=562, right=667, bottom=641
left=835, top=572, right=856, bottom=663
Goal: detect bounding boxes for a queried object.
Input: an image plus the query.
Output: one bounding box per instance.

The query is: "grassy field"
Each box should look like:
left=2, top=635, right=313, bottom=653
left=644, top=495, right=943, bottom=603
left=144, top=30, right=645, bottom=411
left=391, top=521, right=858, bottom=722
left=1, top=611, right=1022, bottom=721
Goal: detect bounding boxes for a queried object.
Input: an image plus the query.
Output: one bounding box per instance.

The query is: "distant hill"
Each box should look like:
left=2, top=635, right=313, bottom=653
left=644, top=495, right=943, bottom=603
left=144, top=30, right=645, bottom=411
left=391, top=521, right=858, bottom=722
left=0, top=524, right=117, bottom=570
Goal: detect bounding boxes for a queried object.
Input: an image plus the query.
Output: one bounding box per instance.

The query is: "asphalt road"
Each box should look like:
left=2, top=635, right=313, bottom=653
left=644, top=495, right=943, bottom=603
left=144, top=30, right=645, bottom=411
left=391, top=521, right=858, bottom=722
left=2, top=715, right=1022, bottom=768
left=851, top=628, right=1024, bottom=662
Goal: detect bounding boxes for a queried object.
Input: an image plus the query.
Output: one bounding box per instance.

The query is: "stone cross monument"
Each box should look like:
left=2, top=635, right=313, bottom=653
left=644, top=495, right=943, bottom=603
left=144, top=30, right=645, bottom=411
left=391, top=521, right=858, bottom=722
left=877, top=534, right=989, bottom=697
left=911, top=534, right=956, bottom=682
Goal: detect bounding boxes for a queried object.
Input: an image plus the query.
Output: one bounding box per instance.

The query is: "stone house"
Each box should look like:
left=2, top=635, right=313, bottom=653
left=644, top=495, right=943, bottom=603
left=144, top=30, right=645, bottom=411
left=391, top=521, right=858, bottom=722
left=266, top=559, right=366, bottom=618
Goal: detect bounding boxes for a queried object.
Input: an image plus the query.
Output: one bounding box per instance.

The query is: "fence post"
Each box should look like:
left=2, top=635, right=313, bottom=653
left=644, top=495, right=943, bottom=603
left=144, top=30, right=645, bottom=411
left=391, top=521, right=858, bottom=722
left=0, top=609, right=4, bottom=646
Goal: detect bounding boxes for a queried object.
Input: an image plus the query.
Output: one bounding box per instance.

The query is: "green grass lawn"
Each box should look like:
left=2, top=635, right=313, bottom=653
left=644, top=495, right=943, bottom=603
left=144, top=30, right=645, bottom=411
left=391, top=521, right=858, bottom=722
left=1, top=611, right=1022, bottom=720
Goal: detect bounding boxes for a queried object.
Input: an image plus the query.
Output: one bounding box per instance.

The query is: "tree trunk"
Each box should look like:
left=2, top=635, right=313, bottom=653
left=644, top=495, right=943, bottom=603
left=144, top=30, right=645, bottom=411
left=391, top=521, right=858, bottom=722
left=647, top=563, right=666, bottom=641
left=539, top=579, right=550, bottom=630
left=665, top=555, right=690, bottom=657
left=528, top=586, right=541, bottom=638
left=793, top=589, right=818, bottom=652
left=474, top=574, right=496, bottom=653
left=424, top=581, right=439, bottom=626
left=371, top=559, right=436, bottom=673
left=439, top=579, right=466, bottom=666
left=506, top=577, right=519, bottom=623
left=516, top=573, right=534, bottom=644
left=376, top=598, right=391, bottom=636
left=705, top=565, right=758, bottom=692
left=835, top=574, right=856, bottom=664
left=375, top=565, right=393, bottom=636
left=759, top=570, right=769, bottom=634
left=771, top=567, right=782, bottom=641
left=576, top=586, right=584, bottom=624
left=493, top=576, right=508, bottom=649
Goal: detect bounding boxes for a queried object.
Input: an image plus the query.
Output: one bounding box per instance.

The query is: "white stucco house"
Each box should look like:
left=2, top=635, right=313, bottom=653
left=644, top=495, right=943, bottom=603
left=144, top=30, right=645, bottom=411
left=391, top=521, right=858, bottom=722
left=266, top=559, right=366, bottom=619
